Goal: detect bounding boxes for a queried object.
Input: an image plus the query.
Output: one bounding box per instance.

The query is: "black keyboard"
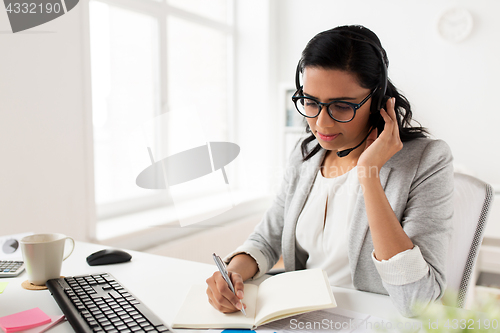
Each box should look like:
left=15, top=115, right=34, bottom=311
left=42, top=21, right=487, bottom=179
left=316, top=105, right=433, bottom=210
left=46, top=273, right=172, bottom=333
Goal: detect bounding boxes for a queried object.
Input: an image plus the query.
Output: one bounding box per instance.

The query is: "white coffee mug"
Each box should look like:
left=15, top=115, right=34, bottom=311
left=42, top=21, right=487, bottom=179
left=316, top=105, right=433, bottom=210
left=20, top=233, right=75, bottom=285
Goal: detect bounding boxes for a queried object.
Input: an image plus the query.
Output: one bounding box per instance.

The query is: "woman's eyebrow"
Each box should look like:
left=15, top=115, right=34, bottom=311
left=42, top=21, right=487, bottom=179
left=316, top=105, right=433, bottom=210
left=302, top=91, right=357, bottom=101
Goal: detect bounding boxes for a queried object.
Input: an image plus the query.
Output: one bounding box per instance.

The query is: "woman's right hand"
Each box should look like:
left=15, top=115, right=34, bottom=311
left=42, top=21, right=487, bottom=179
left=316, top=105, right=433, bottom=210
left=206, top=271, right=246, bottom=313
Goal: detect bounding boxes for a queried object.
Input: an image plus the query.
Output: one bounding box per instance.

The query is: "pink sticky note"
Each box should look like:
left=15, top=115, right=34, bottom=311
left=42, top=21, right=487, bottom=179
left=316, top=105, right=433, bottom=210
left=22, top=315, right=65, bottom=333
left=0, top=308, right=51, bottom=333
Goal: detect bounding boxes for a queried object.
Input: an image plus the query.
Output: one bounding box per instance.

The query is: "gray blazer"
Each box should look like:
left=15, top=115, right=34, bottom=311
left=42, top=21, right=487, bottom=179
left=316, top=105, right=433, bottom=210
left=229, top=137, right=454, bottom=317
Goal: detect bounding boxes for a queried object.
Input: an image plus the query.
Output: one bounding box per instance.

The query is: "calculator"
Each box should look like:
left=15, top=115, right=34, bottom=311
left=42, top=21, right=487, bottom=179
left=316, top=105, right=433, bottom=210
left=0, top=260, right=25, bottom=277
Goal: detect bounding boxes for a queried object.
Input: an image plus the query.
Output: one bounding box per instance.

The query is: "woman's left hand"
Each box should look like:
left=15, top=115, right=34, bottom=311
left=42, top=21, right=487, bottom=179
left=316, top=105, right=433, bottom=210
left=357, top=97, right=403, bottom=177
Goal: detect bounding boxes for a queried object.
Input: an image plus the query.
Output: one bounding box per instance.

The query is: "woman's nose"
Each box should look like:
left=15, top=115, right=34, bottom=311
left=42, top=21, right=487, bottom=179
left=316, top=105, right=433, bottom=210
left=315, top=105, right=335, bottom=128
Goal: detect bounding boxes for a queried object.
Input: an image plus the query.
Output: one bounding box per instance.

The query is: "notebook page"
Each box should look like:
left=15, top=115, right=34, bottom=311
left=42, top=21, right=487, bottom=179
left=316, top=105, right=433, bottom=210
left=254, top=269, right=336, bottom=326
left=172, top=284, right=257, bottom=329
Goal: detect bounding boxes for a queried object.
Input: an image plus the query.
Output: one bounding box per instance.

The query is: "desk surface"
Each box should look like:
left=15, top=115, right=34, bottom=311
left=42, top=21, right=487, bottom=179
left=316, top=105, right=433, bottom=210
left=1, top=241, right=410, bottom=332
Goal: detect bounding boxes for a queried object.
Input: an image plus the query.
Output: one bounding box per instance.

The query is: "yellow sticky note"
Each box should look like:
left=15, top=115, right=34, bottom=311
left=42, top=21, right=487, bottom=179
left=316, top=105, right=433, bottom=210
left=0, top=282, right=8, bottom=293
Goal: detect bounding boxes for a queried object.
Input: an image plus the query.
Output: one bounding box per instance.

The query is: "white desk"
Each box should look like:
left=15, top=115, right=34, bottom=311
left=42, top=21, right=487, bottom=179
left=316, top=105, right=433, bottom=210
left=0, top=241, right=414, bottom=332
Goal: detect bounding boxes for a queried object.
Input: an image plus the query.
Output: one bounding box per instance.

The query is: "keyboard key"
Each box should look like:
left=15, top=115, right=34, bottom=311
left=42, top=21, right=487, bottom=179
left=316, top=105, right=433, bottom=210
left=108, top=291, right=122, bottom=299
left=97, top=317, right=109, bottom=324
left=103, top=275, right=115, bottom=282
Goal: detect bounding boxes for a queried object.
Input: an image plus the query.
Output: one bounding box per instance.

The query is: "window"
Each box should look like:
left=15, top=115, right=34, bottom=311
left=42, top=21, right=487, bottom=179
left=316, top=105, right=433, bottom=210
left=89, top=0, right=234, bottom=220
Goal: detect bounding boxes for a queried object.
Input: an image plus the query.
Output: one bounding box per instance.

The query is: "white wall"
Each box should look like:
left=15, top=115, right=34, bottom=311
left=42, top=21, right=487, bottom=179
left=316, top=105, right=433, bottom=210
left=0, top=1, right=94, bottom=240
left=274, top=0, right=500, bottom=187
left=233, top=0, right=279, bottom=195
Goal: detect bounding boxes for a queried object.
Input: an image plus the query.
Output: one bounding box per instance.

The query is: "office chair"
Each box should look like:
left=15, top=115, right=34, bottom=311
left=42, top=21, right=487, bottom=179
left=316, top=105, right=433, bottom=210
left=443, top=172, right=494, bottom=308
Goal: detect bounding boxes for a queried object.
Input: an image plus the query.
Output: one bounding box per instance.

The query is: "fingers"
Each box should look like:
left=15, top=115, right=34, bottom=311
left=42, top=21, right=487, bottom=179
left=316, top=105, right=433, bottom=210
left=388, top=98, right=402, bottom=143
left=386, top=97, right=397, bottom=120
left=381, top=98, right=403, bottom=153
left=207, top=287, right=236, bottom=313
left=379, top=109, right=393, bottom=135
left=379, top=98, right=398, bottom=137
left=230, top=272, right=245, bottom=300
left=206, top=272, right=246, bottom=313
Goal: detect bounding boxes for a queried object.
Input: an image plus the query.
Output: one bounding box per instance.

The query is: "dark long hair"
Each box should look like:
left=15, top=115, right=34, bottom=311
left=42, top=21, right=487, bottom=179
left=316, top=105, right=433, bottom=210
left=298, top=25, right=428, bottom=161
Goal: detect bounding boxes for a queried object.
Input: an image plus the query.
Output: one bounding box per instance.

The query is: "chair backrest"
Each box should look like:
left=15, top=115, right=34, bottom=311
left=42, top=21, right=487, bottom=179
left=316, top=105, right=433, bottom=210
left=444, top=173, right=494, bottom=308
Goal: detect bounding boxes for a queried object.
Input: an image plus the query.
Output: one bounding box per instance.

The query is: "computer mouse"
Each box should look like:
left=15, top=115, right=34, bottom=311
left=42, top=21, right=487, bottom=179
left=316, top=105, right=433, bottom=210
left=86, top=249, right=132, bottom=266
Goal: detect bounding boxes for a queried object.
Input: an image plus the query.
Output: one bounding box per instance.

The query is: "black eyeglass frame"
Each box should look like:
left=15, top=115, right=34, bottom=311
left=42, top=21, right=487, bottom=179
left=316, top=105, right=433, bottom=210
left=292, top=87, right=378, bottom=123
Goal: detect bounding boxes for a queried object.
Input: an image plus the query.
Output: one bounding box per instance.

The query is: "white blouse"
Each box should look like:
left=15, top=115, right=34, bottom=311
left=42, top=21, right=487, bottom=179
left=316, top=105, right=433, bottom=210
left=296, top=167, right=360, bottom=288
left=295, top=167, right=429, bottom=288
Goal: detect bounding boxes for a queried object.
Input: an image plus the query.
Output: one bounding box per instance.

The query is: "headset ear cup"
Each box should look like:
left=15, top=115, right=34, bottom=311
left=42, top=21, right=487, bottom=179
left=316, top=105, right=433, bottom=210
left=369, top=94, right=389, bottom=127
left=380, top=95, right=390, bottom=110
left=369, top=95, right=390, bottom=137
left=368, top=111, right=380, bottom=127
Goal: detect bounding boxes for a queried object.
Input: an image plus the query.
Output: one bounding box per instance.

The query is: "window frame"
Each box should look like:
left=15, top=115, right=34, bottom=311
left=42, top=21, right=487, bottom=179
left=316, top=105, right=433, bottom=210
left=86, top=0, right=236, bottom=222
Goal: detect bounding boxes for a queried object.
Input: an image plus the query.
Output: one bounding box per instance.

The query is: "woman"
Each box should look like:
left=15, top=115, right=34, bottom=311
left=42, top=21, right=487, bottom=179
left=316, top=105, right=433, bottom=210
left=206, top=25, right=454, bottom=318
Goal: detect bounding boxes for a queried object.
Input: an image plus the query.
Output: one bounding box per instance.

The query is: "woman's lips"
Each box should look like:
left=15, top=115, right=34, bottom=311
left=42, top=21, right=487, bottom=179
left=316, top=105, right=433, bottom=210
left=317, top=132, right=339, bottom=142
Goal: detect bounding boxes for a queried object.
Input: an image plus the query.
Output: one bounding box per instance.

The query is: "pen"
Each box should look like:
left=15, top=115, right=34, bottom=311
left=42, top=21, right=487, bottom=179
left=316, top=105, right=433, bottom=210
left=212, top=253, right=246, bottom=316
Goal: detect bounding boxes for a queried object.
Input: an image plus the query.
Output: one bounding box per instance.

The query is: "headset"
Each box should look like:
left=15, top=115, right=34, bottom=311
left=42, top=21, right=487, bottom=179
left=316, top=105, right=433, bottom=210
left=294, top=29, right=390, bottom=157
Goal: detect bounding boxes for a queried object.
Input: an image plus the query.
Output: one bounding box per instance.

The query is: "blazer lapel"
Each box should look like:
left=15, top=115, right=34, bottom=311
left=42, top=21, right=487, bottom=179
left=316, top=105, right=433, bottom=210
left=348, top=165, right=392, bottom=275
left=282, top=148, right=327, bottom=271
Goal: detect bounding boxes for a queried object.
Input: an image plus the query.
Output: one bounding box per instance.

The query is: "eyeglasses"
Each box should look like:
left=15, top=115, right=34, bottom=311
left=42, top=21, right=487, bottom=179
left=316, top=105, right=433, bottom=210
left=292, top=88, right=377, bottom=123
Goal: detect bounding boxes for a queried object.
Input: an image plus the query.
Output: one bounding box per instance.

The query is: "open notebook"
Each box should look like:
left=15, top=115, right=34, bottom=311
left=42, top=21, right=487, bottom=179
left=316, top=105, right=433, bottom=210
left=172, top=268, right=336, bottom=329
